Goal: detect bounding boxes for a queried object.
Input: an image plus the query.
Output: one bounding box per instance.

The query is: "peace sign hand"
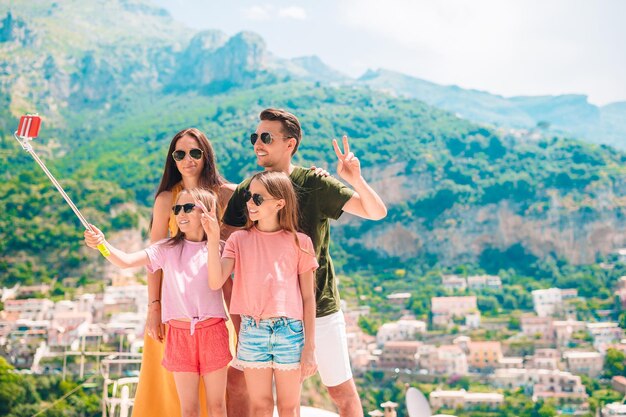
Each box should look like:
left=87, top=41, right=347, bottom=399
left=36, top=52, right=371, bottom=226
left=198, top=198, right=220, bottom=244
left=333, top=135, right=361, bottom=186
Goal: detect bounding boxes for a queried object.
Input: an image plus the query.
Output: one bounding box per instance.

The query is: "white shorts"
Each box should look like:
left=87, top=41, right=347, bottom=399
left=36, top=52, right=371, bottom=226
left=314, top=310, right=353, bottom=387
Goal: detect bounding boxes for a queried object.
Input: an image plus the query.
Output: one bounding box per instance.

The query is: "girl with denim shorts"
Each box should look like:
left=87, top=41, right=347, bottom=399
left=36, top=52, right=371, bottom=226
left=84, top=188, right=231, bottom=417
left=203, top=171, right=318, bottom=417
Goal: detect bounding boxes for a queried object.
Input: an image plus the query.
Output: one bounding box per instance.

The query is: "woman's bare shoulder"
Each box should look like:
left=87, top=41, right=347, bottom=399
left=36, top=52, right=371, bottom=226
left=154, top=191, right=174, bottom=207
left=221, top=183, right=237, bottom=192
left=219, top=183, right=236, bottom=200
left=154, top=191, right=174, bottom=210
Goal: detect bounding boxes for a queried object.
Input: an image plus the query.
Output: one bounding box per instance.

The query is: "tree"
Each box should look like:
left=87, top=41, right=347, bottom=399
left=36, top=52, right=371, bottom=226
left=537, top=402, right=557, bottom=417
left=604, top=348, right=626, bottom=378
left=0, top=357, right=26, bottom=415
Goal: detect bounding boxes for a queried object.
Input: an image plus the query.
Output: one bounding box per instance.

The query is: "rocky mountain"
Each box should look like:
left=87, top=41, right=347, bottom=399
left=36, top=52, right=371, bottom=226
left=0, top=1, right=347, bottom=122
left=358, top=68, right=626, bottom=149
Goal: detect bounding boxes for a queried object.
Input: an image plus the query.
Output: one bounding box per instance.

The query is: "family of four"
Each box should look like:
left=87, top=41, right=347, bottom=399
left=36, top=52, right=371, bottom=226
left=84, top=108, right=387, bottom=417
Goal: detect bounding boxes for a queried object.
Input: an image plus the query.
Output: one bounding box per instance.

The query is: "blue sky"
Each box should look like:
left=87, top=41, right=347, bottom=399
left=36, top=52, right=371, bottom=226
left=154, top=0, right=626, bottom=105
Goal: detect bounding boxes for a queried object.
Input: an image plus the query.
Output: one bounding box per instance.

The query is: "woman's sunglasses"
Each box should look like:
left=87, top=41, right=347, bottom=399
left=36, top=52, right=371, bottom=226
left=250, top=132, right=292, bottom=145
left=243, top=189, right=276, bottom=206
left=172, top=148, right=203, bottom=161
left=172, top=203, right=197, bottom=215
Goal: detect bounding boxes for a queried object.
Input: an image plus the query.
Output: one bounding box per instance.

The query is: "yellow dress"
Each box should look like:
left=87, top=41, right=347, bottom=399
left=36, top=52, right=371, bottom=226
left=132, top=183, right=238, bottom=417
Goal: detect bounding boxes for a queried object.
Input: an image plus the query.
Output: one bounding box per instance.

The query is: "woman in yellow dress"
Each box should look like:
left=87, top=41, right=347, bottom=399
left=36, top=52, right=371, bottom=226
left=131, top=128, right=247, bottom=417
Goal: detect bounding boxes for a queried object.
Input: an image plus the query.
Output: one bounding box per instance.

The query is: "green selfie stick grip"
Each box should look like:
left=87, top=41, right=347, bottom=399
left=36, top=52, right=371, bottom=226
left=97, top=243, right=111, bottom=257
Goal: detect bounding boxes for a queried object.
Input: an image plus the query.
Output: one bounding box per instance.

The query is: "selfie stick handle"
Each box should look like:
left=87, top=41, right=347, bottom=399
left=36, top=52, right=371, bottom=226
left=14, top=132, right=110, bottom=258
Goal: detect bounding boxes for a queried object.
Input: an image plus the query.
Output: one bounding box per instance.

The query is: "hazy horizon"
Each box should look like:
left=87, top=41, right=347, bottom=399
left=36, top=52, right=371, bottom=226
left=154, top=0, right=626, bottom=106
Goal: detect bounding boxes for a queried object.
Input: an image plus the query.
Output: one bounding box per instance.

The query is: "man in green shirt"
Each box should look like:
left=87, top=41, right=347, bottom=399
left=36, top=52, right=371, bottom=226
left=223, top=108, right=386, bottom=417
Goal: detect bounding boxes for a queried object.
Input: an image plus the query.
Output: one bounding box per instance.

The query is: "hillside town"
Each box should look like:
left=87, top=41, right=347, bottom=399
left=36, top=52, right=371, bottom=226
left=3, top=272, right=626, bottom=416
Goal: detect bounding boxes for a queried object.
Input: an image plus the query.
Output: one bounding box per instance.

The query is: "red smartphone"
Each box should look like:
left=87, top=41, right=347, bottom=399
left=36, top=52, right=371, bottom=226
left=17, top=114, right=41, bottom=138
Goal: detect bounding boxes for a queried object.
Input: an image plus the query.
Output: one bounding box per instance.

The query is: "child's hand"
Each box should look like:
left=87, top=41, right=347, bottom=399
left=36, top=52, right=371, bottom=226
left=300, top=345, right=317, bottom=382
left=84, top=225, right=105, bottom=249
left=198, top=198, right=220, bottom=243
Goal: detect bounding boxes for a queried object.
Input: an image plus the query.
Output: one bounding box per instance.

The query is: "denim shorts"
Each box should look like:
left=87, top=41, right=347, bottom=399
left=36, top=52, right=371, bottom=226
left=236, top=315, right=304, bottom=371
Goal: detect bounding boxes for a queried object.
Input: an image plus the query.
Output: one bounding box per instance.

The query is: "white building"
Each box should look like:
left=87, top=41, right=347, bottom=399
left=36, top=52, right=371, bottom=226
left=498, top=357, right=524, bottom=369
left=4, top=298, right=54, bottom=321
left=553, top=319, right=586, bottom=347
left=527, top=348, right=561, bottom=370
left=532, top=288, right=563, bottom=317
left=493, top=368, right=589, bottom=414
left=429, top=390, right=503, bottom=410
left=602, top=402, right=626, bottom=416
left=521, top=315, right=555, bottom=343
left=376, top=320, right=426, bottom=345
left=431, top=296, right=478, bottom=328
left=467, top=275, right=502, bottom=290
left=492, top=368, right=587, bottom=402
left=587, top=322, right=624, bottom=351
left=532, top=288, right=578, bottom=318
left=386, top=293, right=411, bottom=305
left=465, top=312, right=481, bottom=329
left=379, top=341, right=421, bottom=369
left=418, top=345, right=468, bottom=376
left=563, top=351, right=603, bottom=378
left=104, top=285, right=149, bottom=316
left=441, top=275, right=467, bottom=292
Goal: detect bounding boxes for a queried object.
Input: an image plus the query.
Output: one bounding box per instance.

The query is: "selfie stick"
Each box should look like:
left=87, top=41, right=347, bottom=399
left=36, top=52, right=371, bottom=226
left=13, top=114, right=110, bottom=257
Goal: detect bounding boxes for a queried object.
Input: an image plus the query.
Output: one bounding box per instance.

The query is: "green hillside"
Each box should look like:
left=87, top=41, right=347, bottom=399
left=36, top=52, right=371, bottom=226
left=1, top=0, right=626, bottom=289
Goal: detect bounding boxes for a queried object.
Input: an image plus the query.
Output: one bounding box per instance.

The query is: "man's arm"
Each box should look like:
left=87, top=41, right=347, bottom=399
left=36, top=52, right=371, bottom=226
left=341, top=178, right=387, bottom=220
left=332, top=136, right=387, bottom=220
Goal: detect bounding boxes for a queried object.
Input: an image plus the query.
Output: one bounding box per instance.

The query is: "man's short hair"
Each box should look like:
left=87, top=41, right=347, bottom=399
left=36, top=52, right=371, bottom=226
left=260, top=108, right=302, bottom=155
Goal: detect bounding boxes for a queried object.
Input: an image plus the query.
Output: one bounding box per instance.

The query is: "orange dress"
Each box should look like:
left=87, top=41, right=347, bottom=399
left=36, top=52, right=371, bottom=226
left=131, top=183, right=238, bottom=417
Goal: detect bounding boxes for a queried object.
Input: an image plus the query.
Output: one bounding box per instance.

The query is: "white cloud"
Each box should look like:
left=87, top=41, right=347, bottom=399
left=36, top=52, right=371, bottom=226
left=243, top=5, right=271, bottom=21
left=243, top=4, right=307, bottom=21
left=278, top=6, right=307, bottom=20
left=337, top=0, right=626, bottom=104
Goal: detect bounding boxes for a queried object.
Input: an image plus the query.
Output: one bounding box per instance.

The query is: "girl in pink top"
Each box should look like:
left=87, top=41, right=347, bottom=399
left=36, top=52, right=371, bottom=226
left=84, top=188, right=231, bottom=417
left=203, top=171, right=318, bottom=417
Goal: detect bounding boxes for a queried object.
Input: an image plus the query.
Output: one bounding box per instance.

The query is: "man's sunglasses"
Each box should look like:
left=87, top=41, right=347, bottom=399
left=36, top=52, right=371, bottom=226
left=243, top=189, right=276, bottom=206
left=250, top=132, right=292, bottom=145
left=172, top=148, right=203, bottom=161
left=172, top=203, right=197, bottom=215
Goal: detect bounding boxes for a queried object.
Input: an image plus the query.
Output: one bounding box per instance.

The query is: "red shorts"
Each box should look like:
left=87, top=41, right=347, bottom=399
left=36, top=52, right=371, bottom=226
left=162, top=318, right=232, bottom=375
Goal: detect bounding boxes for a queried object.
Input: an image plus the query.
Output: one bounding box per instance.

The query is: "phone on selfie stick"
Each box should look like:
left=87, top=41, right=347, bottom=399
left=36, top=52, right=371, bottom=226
left=14, top=114, right=110, bottom=257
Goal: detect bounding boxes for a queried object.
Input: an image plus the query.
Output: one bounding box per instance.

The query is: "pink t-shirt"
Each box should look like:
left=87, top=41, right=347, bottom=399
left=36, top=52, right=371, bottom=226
left=222, top=227, right=318, bottom=321
left=145, top=239, right=227, bottom=334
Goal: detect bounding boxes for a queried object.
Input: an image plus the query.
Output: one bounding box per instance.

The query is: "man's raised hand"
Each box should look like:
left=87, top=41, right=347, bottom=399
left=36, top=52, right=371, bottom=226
left=333, top=135, right=361, bottom=185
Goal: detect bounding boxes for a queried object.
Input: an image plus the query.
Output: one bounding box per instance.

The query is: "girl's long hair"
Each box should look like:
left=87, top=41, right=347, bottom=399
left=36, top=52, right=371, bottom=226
left=244, top=171, right=311, bottom=254
left=151, top=128, right=225, bottom=231
left=166, top=188, right=220, bottom=247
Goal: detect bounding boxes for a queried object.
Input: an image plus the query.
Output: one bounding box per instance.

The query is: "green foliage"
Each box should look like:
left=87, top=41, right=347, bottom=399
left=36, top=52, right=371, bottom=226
left=604, top=348, right=626, bottom=378
left=0, top=357, right=100, bottom=416
left=358, top=314, right=381, bottom=336
left=3, top=77, right=626, bottom=287
left=0, top=357, right=28, bottom=415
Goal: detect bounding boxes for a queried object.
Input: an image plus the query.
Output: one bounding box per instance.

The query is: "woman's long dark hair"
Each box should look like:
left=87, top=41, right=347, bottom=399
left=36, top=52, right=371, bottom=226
left=155, top=128, right=224, bottom=197
left=151, top=128, right=225, bottom=231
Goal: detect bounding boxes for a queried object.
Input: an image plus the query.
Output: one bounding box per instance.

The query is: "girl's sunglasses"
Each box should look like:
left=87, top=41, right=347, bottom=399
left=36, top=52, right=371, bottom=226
left=250, top=132, right=292, bottom=145
left=243, top=189, right=276, bottom=206
left=172, top=203, right=197, bottom=215
left=172, top=148, right=203, bottom=161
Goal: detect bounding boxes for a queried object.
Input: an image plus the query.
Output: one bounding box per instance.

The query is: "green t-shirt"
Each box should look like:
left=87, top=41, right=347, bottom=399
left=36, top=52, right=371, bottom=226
left=222, top=166, right=354, bottom=318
